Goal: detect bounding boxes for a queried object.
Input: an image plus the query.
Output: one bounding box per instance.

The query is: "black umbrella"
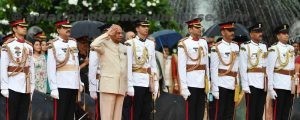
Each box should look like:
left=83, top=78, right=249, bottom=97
left=153, top=92, right=186, bottom=120
left=26, top=26, right=44, bottom=42
left=203, top=23, right=250, bottom=39
left=150, top=30, right=182, bottom=52
left=71, top=20, right=105, bottom=40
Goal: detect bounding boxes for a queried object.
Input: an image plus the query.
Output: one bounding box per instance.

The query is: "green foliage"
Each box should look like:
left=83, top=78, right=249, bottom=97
left=0, top=0, right=180, bottom=36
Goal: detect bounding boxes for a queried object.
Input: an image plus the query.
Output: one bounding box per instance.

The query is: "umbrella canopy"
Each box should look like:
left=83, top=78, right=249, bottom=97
left=154, top=92, right=185, bottom=120
left=71, top=20, right=105, bottom=40
left=26, top=26, right=44, bottom=42
left=203, top=23, right=250, bottom=39
left=150, top=30, right=182, bottom=52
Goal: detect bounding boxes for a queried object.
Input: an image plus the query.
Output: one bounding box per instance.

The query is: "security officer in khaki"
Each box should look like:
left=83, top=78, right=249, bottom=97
left=177, top=18, right=209, bottom=120
left=239, top=23, right=268, bottom=120
left=47, top=19, right=84, bottom=120
left=90, top=24, right=128, bottom=120
left=267, top=24, right=295, bottom=120
left=210, top=22, right=239, bottom=120
left=1, top=18, right=35, bottom=120
left=126, top=19, right=159, bottom=120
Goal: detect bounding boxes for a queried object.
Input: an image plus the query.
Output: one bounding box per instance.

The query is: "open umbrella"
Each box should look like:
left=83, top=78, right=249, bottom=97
left=150, top=30, right=182, bottom=52
left=203, top=23, right=250, bottom=39
left=153, top=92, right=186, bottom=120
left=71, top=20, right=105, bottom=40
left=26, top=26, right=44, bottom=42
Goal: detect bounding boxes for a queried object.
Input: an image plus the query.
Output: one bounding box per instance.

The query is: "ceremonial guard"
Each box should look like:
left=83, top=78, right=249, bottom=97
left=47, top=19, right=83, bottom=120
left=210, top=22, right=239, bottom=120
left=177, top=18, right=209, bottom=120
left=126, top=19, right=159, bottom=120
left=239, top=23, right=268, bottom=120
left=88, top=45, right=101, bottom=120
left=267, top=24, right=295, bottom=120
left=1, top=18, right=35, bottom=120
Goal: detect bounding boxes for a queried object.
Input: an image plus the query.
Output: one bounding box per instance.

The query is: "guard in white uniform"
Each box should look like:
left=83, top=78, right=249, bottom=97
left=47, top=20, right=83, bottom=120
left=267, top=24, right=295, bottom=120
left=88, top=48, right=101, bottom=119
left=1, top=18, right=35, bottom=120
left=126, top=19, right=159, bottom=120
left=177, top=18, right=209, bottom=120
left=239, top=23, right=267, bottom=120
left=210, top=22, right=239, bottom=120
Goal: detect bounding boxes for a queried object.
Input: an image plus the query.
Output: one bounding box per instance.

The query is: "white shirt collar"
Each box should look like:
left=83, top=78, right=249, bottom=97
left=278, top=41, right=287, bottom=47
left=221, top=39, right=231, bottom=46
left=250, top=40, right=259, bottom=46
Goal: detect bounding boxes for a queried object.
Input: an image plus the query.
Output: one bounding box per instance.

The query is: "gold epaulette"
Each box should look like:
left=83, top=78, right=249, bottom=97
left=2, top=38, right=15, bottom=47
left=147, top=37, right=155, bottom=42
left=69, top=37, right=76, bottom=41
left=240, top=47, right=246, bottom=51
left=25, top=40, right=33, bottom=47
left=177, top=37, right=188, bottom=48
left=210, top=41, right=221, bottom=52
left=124, top=42, right=131, bottom=46
left=268, top=46, right=275, bottom=52
left=232, top=41, right=238, bottom=45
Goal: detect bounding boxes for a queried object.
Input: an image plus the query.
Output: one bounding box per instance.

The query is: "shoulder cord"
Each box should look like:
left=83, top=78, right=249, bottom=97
left=51, top=44, right=71, bottom=68
left=275, top=46, right=290, bottom=71
left=6, top=45, right=28, bottom=77
left=132, top=41, right=149, bottom=70
left=215, top=45, right=237, bottom=76
left=215, top=44, right=236, bottom=66
left=247, top=45, right=261, bottom=69
left=181, top=42, right=203, bottom=71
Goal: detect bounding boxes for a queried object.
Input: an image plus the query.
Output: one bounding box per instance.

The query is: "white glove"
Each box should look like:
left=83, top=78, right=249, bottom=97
left=31, top=86, right=35, bottom=94
left=1, top=89, right=9, bottom=98
left=243, top=87, right=251, bottom=94
left=269, top=89, right=277, bottom=99
left=30, top=92, right=34, bottom=101
left=212, top=91, right=219, bottom=99
left=127, top=86, right=134, bottom=96
left=154, top=81, right=159, bottom=94
left=181, top=88, right=191, bottom=100
left=51, top=89, right=59, bottom=99
left=79, top=83, right=84, bottom=92
left=90, top=91, right=98, bottom=100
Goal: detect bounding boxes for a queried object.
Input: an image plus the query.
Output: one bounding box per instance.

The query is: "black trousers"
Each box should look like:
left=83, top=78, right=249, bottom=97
left=187, top=87, right=206, bottom=120
left=122, top=95, right=132, bottom=120
left=8, top=89, right=30, bottom=120
left=273, top=89, right=293, bottom=120
left=245, top=86, right=266, bottom=120
left=133, top=86, right=152, bottom=120
left=214, top=87, right=235, bottom=120
left=54, top=88, right=78, bottom=120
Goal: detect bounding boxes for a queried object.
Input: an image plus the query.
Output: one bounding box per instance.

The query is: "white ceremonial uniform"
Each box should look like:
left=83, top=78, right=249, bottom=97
left=267, top=41, right=295, bottom=120
left=1, top=38, right=35, bottom=93
left=178, top=36, right=209, bottom=89
left=88, top=50, right=100, bottom=93
left=47, top=37, right=81, bottom=90
left=239, top=40, right=267, bottom=91
left=210, top=40, right=239, bottom=94
left=126, top=36, right=158, bottom=120
left=127, top=36, right=158, bottom=90
left=267, top=42, right=295, bottom=91
left=239, top=40, right=268, bottom=120
left=178, top=36, right=210, bottom=120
